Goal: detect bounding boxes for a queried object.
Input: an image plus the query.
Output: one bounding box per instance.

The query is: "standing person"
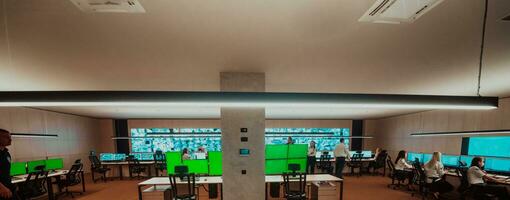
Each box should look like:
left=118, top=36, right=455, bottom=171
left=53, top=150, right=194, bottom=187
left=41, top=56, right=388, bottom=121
left=424, top=152, right=454, bottom=198
left=0, top=129, right=14, bottom=200
left=468, top=157, right=510, bottom=199
left=287, top=136, right=294, bottom=145
left=307, top=141, right=317, bottom=174
left=333, top=138, right=350, bottom=178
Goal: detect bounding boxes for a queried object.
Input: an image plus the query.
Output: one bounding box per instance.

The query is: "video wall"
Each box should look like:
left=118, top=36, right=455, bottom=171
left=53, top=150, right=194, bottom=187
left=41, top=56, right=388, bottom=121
left=130, top=128, right=350, bottom=153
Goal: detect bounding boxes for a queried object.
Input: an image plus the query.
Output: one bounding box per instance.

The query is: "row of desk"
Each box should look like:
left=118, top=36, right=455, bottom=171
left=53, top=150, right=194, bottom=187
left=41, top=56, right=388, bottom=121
left=11, top=170, right=86, bottom=200
left=444, top=169, right=510, bottom=185
left=138, top=174, right=343, bottom=200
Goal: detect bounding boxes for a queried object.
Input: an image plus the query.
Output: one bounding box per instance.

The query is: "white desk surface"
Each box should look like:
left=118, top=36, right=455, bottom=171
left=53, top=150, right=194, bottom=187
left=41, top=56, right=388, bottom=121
left=12, top=170, right=69, bottom=184
left=138, top=174, right=342, bottom=186
left=445, top=170, right=510, bottom=185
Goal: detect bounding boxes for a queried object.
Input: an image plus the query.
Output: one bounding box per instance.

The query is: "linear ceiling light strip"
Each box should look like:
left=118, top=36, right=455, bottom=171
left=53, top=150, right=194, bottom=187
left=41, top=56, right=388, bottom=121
left=410, top=129, right=510, bottom=137
left=11, top=133, right=59, bottom=138
left=0, top=91, right=498, bottom=109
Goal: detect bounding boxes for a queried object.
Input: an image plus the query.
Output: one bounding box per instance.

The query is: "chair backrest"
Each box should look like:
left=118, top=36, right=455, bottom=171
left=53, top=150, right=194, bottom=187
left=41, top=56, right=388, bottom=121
left=20, top=166, right=49, bottom=198
left=282, top=173, right=306, bottom=196
left=66, top=163, right=83, bottom=186
left=169, top=173, right=196, bottom=198
left=459, top=160, right=467, bottom=168
left=89, top=155, right=101, bottom=169
left=458, top=167, right=470, bottom=188
left=412, top=161, right=426, bottom=184
left=387, top=156, right=395, bottom=172
left=288, top=164, right=301, bottom=175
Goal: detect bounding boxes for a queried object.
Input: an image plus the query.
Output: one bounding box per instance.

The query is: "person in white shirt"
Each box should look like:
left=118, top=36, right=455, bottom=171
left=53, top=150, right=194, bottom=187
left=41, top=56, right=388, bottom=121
left=333, top=138, right=350, bottom=178
left=307, top=141, right=317, bottom=174
left=467, top=157, right=509, bottom=199
left=424, top=152, right=453, bottom=197
left=394, top=150, right=414, bottom=184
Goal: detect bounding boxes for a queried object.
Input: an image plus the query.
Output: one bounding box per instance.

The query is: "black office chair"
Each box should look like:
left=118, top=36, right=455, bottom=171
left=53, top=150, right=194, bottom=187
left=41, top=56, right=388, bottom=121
left=127, top=155, right=147, bottom=179
left=88, top=155, right=111, bottom=183
left=348, top=153, right=363, bottom=177
left=370, top=151, right=387, bottom=176
left=456, top=168, right=497, bottom=200
left=154, top=150, right=167, bottom=177
left=318, top=152, right=334, bottom=174
left=169, top=165, right=197, bottom=200
left=282, top=172, right=307, bottom=200
left=410, top=161, right=434, bottom=200
left=18, top=165, right=49, bottom=200
left=386, top=156, right=408, bottom=190
left=56, top=163, right=84, bottom=198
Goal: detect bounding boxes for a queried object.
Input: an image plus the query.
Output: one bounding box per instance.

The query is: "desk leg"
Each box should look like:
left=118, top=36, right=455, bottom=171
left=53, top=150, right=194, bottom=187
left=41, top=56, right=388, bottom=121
left=138, top=185, right=143, bottom=200
left=47, top=177, right=55, bottom=200
left=339, top=181, right=343, bottom=200
left=119, top=165, right=124, bottom=180
left=81, top=171, right=86, bottom=192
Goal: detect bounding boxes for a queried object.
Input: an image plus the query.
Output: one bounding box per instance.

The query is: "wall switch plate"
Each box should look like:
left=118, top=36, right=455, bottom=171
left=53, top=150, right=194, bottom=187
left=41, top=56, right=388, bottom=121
left=241, top=128, right=248, bottom=132
left=241, top=137, right=248, bottom=142
left=241, top=170, right=247, bottom=174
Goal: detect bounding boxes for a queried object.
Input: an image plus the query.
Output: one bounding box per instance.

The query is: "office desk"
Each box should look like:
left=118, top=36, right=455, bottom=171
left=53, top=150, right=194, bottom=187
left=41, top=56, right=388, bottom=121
left=445, top=170, right=510, bottom=185
left=102, top=161, right=155, bottom=179
left=12, top=170, right=86, bottom=200
left=137, top=174, right=343, bottom=200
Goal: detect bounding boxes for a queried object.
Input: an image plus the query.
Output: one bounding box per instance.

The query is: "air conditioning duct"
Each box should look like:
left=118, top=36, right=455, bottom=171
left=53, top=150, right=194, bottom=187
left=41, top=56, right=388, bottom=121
left=70, top=0, right=145, bottom=13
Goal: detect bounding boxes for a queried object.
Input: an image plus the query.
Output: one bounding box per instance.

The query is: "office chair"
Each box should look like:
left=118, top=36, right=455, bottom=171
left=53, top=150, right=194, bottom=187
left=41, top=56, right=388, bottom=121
left=456, top=168, right=497, bottom=200
left=169, top=173, right=197, bottom=200
left=348, top=153, right=363, bottom=177
left=88, top=155, right=111, bottom=183
left=56, top=163, right=83, bottom=199
left=386, top=157, right=408, bottom=190
left=154, top=150, right=167, bottom=177
left=410, top=161, right=434, bottom=200
left=288, top=164, right=302, bottom=176
left=282, top=172, right=307, bottom=200
left=127, top=155, right=147, bottom=179
left=318, top=153, right=334, bottom=174
left=18, top=165, right=49, bottom=200
left=370, top=151, right=387, bottom=176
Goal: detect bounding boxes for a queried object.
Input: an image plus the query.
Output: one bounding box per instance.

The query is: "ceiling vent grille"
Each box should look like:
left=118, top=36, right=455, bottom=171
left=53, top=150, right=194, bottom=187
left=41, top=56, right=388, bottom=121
left=70, top=0, right=145, bottom=13
left=359, top=0, right=444, bottom=24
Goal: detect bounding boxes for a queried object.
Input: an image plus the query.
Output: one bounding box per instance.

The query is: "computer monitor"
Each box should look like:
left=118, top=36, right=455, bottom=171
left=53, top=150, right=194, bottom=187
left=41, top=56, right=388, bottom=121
left=99, top=153, right=126, bottom=162
left=441, top=155, right=460, bottom=167
left=194, top=152, right=206, bottom=160
left=46, top=158, right=64, bottom=170
left=10, top=162, right=27, bottom=176
left=27, top=160, right=46, bottom=173
left=183, top=159, right=209, bottom=175
left=349, top=151, right=357, bottom=157
left=265, top=145, right=288, bottom=160
left=288, top=144, right=308, bottom=159
left=361, top=151, right=372, bottom=158
left=423, top=154, right=433, bottom=164
left=265, top=159, right=287, bottom=175
left=130, top=153, right=154, bottom=161
left=407, top=152, right=423, bottom=163
left=208, top=151, right=222, bottom=176
left=484, top=157, right=510, bottom=173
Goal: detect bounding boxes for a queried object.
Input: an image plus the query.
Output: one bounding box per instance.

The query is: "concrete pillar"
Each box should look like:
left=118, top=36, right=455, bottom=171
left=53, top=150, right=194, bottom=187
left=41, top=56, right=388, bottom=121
left=220, top=72, right=265, bottom=200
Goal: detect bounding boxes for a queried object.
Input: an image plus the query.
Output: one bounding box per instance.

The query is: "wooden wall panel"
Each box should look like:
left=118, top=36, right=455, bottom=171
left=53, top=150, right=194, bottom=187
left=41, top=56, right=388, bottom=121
left=364, top=97, right=510, bottom=159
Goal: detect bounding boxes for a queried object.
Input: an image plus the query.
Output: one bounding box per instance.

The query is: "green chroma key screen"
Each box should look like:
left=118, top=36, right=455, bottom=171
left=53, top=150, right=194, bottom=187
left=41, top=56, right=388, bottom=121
left=166, top=151, right=182, bottom=175
left=46, top=158, right=64, bottom=170
left=208, top=151, right=222, bottom=175
left=10, top=162, right=27, bottom=176
left=27, top=160, right=46, bottom=173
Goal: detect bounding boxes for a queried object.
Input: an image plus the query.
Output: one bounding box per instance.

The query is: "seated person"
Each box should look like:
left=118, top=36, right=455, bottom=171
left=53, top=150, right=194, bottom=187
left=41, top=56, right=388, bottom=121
left=468, top=157, right=510, bottom=200
left=182, top=148, right=191, bottom=160
left=394, top=150, right=414, bottom=184
left=424, top=152, right=454, bottom=197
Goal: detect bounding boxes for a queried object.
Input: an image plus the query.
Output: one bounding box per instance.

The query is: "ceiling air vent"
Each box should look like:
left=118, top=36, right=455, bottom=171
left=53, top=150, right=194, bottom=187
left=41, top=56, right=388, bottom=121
left=70, top=0, right=145, bottom=13
left=359, top=0, right=444, bottom=24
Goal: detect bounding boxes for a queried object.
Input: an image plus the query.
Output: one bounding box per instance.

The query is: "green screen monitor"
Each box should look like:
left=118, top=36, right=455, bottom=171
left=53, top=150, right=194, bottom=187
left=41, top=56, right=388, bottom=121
left=208, top=151, right=222, bottom=176
left=183, top=159, right=209, bottom=175
left=265, top=145, right=288, bottom=160
left=10, top=162, right=27, bottom=176
left=166, top=151, right=182, bottom=175
left=288, top=144, right=308, bottom=159
left=46, top=158, right=64, bottom=170
left=27, top=160, right=46, bottom=173
left=287, top=158, right=307, bottom=173
left=265, top=159, right=287, bottom=175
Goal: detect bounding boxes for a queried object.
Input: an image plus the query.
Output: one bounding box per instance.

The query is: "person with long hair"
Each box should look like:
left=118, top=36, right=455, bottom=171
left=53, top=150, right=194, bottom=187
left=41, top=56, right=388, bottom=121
left=394, top=150, right=414, bottom=184
left=307, top=141, right=317, bottom=174
left=468, top=157, right=509, bottom=199
left=424, top=152, right=454, bottom=198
